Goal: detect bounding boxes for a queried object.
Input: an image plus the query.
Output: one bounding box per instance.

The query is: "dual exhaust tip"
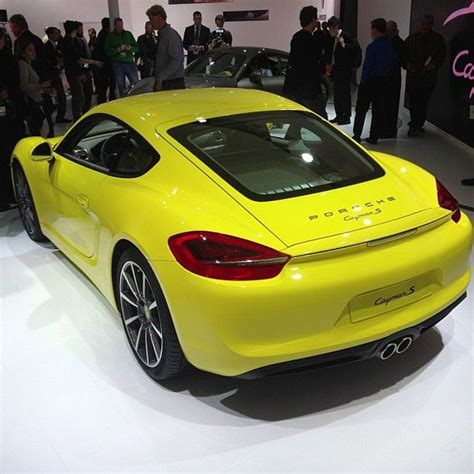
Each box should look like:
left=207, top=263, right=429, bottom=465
left=379, top=336, right=414, bottom=360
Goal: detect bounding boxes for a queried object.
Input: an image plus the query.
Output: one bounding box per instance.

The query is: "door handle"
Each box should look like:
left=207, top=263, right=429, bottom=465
left=77, top=194, right=89, bottom=209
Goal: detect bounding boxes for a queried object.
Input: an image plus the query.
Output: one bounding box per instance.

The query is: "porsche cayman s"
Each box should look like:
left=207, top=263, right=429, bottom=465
left=11, top=89, right=472, bottom=380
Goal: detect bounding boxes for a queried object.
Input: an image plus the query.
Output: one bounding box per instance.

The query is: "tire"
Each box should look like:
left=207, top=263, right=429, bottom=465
left=116, top=248, right=187, bottom=380
left=13, top=163, right=47, bottom=242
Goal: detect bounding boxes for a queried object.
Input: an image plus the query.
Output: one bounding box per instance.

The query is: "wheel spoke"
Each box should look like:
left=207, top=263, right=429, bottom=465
left=148, top=300, right=157, bottom=311
left=125, top=314, right=140, bottom=326
left=145, top=328, right=150, bottom=365
left=150, top=330, right=160, bottom=361
left=142, top=272, right=146, bottom=300
left=135, top=324, right=144, bottom=350
left=123, top=273, right=139, bottom=299
left=131, top=265, right=141, bottom=298
left=120, top=292, right=138, bottom=307
left=151, top=321, right=162, bottom=340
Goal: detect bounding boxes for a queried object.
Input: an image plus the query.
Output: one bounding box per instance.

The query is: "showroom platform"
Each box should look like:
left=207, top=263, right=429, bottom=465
left=1, top=107, right=473, bottom=472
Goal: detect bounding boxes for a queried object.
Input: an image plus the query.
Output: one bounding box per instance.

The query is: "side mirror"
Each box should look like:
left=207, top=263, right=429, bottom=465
left=249, top=70, right=263, bottom=85
left=31, top=141, right=53, bottom=162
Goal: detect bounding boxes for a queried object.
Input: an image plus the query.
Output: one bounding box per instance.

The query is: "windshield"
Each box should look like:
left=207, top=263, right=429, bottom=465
left=168, top=111, right=385, bottom=201
left=186, top=51, right=247, bottom=78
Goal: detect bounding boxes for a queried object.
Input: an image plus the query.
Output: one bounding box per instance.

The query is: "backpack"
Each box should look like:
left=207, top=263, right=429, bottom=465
left=352, top=38, right=363, bottom=69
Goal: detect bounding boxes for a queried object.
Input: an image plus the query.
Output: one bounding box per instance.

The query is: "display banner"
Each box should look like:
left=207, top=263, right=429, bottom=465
left=169, top=0, right=232, bottom=4
left=409, top=0, right=474, bottom=146
left=223, top=10, right=269, bottom=22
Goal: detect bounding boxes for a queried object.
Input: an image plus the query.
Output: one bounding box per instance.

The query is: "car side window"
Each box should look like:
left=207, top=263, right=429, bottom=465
left=248, top=54, right=281, bottom=78
left=58, top=116, right=159, bottom=177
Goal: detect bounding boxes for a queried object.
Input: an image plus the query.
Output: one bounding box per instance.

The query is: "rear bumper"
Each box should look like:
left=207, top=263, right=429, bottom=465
left=240, top=292, right=466, bottom=378
left=153, top=213, right=471, bottom=377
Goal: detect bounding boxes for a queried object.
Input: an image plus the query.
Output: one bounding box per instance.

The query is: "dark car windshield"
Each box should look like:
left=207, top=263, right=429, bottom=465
left=168, top=111, right=385, bottom=201
left=186, top=51, right=247, bottom=78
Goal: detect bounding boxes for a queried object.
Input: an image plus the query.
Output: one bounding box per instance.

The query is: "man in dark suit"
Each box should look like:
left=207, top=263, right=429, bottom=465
left=326, top=16, right=359, bottom=125
left=183, top=11, right=210, bottom=65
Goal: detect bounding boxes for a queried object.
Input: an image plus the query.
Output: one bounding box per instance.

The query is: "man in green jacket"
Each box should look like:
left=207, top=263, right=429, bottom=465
left=105, top=18, right=139, bottom=96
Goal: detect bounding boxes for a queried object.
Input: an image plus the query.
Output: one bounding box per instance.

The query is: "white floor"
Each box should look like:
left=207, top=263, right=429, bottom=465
left=1, top=103, right=474, bottom=473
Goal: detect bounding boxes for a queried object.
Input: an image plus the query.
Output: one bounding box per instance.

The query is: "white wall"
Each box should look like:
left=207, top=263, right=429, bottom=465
left=1, top=0, right=338, bottom=52
left=120, top=0, right=338, bottom=53
left=357, top=0, right=412, bottom=104
left=0, top=0, right=109, bottom=39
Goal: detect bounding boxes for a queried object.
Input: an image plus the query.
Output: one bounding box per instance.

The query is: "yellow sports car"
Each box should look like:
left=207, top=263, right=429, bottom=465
left=12, top=89, right=472, bottom=380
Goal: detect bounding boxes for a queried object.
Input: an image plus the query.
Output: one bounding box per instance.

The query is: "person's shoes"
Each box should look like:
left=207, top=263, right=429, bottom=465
left=56, top=117, right=72, bottom=124
left=337, top=119, right=351, bottom=125
left=461, top=178, right=474, bottom=186
left=329, top=117, right=340, bottom=123
left=352, top=135, right=361, bottom=143
left=418, top=126, right=426, bottom=134
left=364, top=137, right=378, bottom=144
left=407, top=127, right=419, bottom=137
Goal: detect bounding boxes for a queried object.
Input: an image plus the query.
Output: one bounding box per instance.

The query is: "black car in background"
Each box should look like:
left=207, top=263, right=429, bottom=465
left=129, top=46, right=331, bottom=104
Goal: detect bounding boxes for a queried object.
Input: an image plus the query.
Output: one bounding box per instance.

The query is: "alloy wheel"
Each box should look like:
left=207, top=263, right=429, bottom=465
left=14, top=167, right=37, bottom=236
left=119, top=261, right=163, bottom=368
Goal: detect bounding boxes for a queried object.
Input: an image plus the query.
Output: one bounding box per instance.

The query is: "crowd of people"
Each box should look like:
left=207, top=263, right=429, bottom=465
left=284, top=7, right=448, bottom=144
left=0, top=4, right=472, bottom=211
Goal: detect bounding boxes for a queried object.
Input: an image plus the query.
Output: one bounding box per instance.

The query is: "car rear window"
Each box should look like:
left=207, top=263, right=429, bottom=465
left=168, top=111, right=385, bottom=201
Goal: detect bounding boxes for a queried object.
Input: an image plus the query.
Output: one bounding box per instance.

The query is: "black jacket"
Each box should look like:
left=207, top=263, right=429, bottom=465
left=405, top=31, right=446, bottom=89
left=325, top=31, right=358, bottom=74
left=0, top=47, right=24, bottom=125
left=284, top=29, right=324, bottom=99
left=390, top=35, right=406, bottom=84
left=183, top=24, right=211, bottom=64
left=44, top=40, right=60, bottom=79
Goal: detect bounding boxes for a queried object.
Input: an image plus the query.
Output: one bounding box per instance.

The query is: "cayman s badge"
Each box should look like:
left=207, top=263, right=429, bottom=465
left=308, top=196, right=397, bottom=221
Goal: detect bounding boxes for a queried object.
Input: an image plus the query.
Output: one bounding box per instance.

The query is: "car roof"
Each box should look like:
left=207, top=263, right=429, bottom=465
left=90, top=88, right=304, bottom=131
left=219, top=46, right=288, bottom=56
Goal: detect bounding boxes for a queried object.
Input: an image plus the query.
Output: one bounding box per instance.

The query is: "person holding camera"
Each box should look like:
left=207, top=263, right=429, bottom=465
left=209, top=15, right=232, bottom=50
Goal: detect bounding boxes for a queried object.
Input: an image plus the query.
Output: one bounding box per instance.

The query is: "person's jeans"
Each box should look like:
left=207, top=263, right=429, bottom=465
left=67, top=75, right=85, bottom=122
left=353, top=78, right=388, bottom=139
left=333, top=69, right=352, bottom=120
left=407, top=85, right=435, bottom=129
left=96, top=63, right=117, bottom=104
left=113, top=62, right=139, bottom=97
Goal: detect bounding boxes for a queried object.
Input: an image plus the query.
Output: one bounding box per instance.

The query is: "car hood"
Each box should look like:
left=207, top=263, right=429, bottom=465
left=185, top=75, right=235, bottom=89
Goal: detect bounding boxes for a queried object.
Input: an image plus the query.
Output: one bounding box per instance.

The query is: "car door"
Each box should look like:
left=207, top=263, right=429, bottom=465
left=47, top=116, right=128, bottom=259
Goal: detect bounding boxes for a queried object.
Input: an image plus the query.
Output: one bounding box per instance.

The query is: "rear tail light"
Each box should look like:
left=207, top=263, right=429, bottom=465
left=436, top=179, right=461, bottom=223
left=168, top=231, right=290, bottom=280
